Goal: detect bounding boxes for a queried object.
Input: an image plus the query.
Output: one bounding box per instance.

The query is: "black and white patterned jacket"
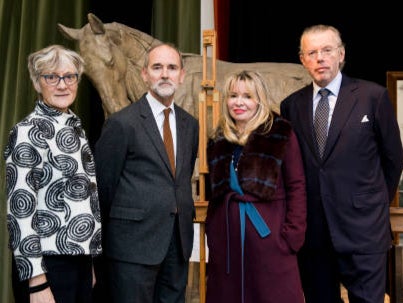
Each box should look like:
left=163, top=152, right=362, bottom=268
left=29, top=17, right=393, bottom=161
left=4, top=100, right=102, bottom=281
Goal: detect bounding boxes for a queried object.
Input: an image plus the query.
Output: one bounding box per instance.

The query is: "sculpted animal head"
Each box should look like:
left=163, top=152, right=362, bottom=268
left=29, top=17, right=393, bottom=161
left=58, top=13, right=312, bottom=119
left=58, top=13, right=159, bottom=117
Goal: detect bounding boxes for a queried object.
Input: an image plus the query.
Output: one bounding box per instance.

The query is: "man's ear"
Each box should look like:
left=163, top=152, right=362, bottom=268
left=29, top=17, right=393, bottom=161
left=141, top=68, right=148, bottom=83
left=179, top=69, right=186, bottom=84
left=299, top=54, right=305, bottom=66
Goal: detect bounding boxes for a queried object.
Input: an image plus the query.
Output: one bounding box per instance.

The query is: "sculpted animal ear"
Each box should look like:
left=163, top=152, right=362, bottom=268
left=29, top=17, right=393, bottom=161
left=57, top=23, right=81, bottom=41
left=110, top=33, right=122, bottom=46
left=57, top=13, right=106, bottom=42
left=88, top=13, right=105, bottom=35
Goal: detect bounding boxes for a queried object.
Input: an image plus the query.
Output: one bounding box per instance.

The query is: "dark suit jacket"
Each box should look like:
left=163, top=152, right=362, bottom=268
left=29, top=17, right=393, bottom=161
left=95, top=94, right=199, bottom=264
left=281, top=75, right=403, bottom=254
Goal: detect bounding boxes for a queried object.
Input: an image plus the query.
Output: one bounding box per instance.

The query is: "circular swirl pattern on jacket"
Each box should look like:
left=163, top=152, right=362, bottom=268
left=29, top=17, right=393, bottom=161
left=66, top=117, right=84, bottom=137
left=26, top=163, right=53, bottom=192
left=65, top=173, right=90, bottom=201
left=67, top=214, right=95, bottom=242
left=6, top=214, right=21, bottom=250
left=28, top=118, right=55, bottom=148
left=90, top=188, right=101, bottom=222
left=9, top=189, right=36, bottom=218
left=45, top=179, right=67, bottom=213
left=81, top=144, right=96, bottom=176
left=11, top=142, right=41, bottom=168
left=3, top=126, right=17, bottom=159
left=20, top=234, right=41, bottom=257
left=32, top=210, right=61, bottom=237
left=90, top=229, right=102, bottom=254
left=55, top=154, right=78, bottom=177
left=56, top=128, right=80, bottom=153
left=14, top=256, right=33, bottom=280
left=56, top=227, right=85, bottom=254
left=5, top=163, right=17, bottom=196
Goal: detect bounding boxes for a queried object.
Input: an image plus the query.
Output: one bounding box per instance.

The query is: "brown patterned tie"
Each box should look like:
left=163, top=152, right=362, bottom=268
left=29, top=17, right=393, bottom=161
left=163, top=108, right=175, bottom=175
left=314, top=88, right=330, bottom=158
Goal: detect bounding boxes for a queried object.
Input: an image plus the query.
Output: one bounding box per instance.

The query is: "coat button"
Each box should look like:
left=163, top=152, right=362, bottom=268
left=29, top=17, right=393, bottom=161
left=89, top=182, right=97, bottom=192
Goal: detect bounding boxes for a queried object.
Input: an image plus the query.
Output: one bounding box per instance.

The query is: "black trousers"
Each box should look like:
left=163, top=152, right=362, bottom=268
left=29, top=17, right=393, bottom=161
left=298, top=246, right=387, bottom=303
left=12, top=255, right=93, bottom=303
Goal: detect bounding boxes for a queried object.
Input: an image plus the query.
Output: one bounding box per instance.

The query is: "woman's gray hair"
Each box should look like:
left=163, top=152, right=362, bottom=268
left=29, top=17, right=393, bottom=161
left=27, top=44, right=85, bottom=85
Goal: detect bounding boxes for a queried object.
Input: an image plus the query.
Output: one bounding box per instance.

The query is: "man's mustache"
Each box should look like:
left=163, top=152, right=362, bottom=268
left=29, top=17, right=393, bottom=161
left=157, top=80, right=174, bottom=86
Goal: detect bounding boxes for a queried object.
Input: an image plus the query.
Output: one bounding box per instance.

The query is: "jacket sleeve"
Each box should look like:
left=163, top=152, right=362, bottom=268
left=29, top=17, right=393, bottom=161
left=281, top=130, right=307, bottom=252
left=94, top=117, right=128, bottom=220
left=376, top=89, right=403, bottom=202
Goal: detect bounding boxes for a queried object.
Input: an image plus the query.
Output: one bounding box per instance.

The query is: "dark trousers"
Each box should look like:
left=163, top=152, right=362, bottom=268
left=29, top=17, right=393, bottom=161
left=12, top=255, right=93, bottom=303
left=107, top=219, right=189, bottom=303
left=298, top=246, right=387, bottom=303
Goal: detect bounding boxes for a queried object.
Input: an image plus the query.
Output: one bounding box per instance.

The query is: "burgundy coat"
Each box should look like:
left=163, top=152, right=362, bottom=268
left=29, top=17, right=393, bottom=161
left=206, top=116, right=307, bottom=303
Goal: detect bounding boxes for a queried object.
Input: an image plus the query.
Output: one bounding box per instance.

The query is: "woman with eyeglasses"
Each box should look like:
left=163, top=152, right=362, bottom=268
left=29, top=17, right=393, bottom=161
left=3, top=44, right=102, bottom=303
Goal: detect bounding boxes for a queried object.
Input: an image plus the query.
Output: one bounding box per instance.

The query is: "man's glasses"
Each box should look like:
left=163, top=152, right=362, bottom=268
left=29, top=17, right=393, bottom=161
left=40, top=74, right=79, bottom=86
left=302, top=46, right=340, bottom=60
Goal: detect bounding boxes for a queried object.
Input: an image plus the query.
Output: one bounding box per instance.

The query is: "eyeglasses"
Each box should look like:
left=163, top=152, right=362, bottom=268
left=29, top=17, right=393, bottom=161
left=302, top=46, right=340, bottom=60
left=40, top=74, right=79, bottom=86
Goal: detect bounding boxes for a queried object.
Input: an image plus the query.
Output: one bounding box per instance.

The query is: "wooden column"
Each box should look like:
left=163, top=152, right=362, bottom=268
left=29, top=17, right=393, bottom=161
left=194, top=29, right=220, bottom=303
left=389, top=207, right=403, bottom=303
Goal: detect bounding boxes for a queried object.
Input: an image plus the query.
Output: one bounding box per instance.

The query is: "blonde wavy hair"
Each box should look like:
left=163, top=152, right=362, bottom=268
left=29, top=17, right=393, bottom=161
left=213, top=70, right=278, bottom=145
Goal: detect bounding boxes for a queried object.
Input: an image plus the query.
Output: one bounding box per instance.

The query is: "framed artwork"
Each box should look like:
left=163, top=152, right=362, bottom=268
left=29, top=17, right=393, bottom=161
left=387, top=71, right=403, bottom=207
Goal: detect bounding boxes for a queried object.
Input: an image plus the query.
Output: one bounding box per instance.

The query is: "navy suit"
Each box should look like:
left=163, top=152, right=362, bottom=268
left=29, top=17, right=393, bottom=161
left=94, top=94, right=199, bottom=303
left=281, top=75, right=403, bottom=303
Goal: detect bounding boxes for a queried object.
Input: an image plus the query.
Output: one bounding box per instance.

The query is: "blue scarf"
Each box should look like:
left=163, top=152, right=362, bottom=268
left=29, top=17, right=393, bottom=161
left=228, top=162, right=270, bottom=303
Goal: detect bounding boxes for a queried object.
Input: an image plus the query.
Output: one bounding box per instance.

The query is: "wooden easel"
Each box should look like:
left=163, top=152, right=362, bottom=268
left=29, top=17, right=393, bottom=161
left=193, top=29, right=220, bottom=303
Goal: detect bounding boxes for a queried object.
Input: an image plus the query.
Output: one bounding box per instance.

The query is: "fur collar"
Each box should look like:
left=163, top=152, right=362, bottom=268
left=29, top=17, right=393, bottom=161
left=207, top=115, right=292, bottom=202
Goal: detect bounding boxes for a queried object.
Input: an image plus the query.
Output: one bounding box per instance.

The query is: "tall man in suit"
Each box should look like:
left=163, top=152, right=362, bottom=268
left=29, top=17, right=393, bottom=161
left=281, top=24, right=403, bottom=303
left=94, top=43, right=199, bottom=303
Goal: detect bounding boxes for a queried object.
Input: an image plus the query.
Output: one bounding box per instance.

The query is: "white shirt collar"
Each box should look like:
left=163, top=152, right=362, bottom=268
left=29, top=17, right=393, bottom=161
left=313, top=71, right=342, bottom=97
left=146, top=92, right=175, bottom=119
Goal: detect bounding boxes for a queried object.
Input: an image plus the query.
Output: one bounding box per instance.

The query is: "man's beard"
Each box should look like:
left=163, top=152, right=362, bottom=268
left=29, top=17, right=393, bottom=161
left=151, top=80, right=177, bottom=99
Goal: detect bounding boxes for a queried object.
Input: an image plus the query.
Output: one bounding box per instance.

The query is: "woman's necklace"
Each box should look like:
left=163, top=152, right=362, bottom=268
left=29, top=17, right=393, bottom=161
left=232, top=145, right=243, bottom=172
left=232, top=154, right=238, bottom=172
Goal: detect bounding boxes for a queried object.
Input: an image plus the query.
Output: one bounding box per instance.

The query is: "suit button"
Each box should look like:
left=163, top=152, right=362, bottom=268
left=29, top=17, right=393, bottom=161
left=170, top=207, right=178, bottom=217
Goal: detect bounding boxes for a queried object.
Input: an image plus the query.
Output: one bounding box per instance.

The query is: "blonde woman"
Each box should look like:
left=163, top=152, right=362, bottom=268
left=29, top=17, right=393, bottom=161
left=206, top=70, right=307, bottom=303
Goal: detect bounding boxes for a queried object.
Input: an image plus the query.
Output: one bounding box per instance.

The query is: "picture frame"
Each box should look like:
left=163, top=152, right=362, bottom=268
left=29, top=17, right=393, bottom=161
left=386, top=71, right=403, bottom=207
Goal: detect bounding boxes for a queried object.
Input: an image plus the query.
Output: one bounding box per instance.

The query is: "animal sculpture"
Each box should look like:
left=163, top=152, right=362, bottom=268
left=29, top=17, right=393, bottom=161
left=58, top=13, right=311, bottom=119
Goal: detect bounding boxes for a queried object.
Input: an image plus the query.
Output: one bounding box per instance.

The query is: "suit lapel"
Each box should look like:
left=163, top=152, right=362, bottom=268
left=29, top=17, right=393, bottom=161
left=296, top=86, right=320, bottom=159
left=139, top=97, right=175, bottom=177
left=174, top=105, right=187, bottom=178
left=323, top=77, right=357, bottom=160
